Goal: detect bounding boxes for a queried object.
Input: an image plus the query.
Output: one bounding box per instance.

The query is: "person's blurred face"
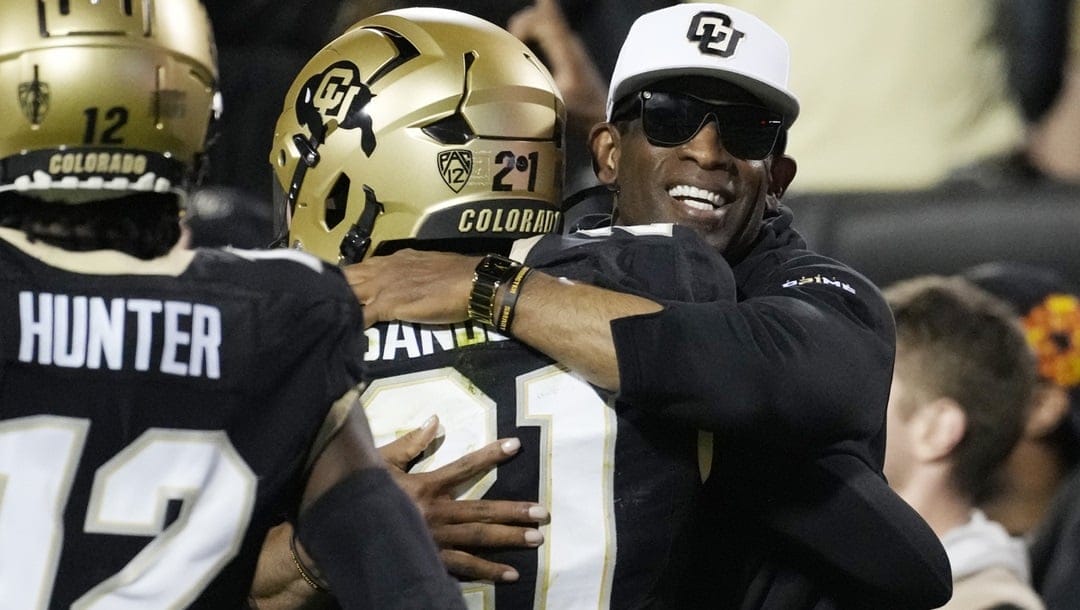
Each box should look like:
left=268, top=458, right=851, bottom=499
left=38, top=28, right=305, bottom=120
left=592, top=76, right=795, bottom=259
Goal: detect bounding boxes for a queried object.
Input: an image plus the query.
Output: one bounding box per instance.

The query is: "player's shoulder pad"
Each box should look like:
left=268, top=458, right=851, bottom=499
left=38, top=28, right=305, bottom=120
left=528, top=222, right=733, bottom=302
left=192, top=246, right=352, bottom=301
left=225, top=246, right=326, bottom=273
left=527, top=222, right=682, bottom=264
left=574, top=223, right=675, bottom=239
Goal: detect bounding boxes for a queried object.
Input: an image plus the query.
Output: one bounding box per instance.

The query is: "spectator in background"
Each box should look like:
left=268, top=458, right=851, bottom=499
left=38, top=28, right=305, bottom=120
left=1029, top=9, right=1080, bottom=184
left=884, top=276, right=1043, bottom=610
left=962, top=262, right=1080, bottom=610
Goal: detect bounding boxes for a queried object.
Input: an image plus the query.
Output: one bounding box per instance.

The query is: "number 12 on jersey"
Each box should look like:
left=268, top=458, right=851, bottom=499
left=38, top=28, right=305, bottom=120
left=0, top=416, right=256, bottom=610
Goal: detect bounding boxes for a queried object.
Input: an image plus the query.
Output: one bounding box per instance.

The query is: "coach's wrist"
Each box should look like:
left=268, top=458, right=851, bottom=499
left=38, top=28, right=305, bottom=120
left=492, top=264, right=533, bottom=334
left=467, top=253, right=527, bottom=330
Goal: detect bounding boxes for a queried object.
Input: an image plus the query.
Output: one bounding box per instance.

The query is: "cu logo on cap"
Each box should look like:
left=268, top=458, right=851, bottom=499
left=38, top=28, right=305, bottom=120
left=687, top=11, right=745, bottom=58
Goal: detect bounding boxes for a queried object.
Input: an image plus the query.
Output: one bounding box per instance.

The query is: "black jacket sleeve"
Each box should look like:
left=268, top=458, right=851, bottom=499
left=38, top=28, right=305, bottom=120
left=612, top=250, right=894, bottom=454
left=298, top=469, right=465, bottom=610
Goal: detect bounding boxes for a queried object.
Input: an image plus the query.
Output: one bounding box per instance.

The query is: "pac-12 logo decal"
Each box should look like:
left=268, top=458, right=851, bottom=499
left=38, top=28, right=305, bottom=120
left=687, top=11, right=745, bottom=58
left=295, top=60, right=376, bottom=155
left=18, top=66, right=50, bottom=125
left=438, top=150, right=473, bottom=192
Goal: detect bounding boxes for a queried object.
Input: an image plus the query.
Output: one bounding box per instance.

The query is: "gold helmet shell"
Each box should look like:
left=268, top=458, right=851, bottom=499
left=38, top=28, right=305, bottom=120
left=271, top=8, right=565, bottom=264
left=0, top=0, right=219, bottom=202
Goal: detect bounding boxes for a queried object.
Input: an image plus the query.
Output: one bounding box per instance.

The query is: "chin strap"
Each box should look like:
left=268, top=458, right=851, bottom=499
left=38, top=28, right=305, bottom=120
left=338, top=185, right=383, bottom=264
left=560, top=183, right=612, bottom=215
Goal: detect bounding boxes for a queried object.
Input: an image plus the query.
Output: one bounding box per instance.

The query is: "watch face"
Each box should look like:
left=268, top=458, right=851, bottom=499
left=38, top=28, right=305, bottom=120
left=469, top=254, right=520, bottom=327
left=477, top=254, right=518, bottom=278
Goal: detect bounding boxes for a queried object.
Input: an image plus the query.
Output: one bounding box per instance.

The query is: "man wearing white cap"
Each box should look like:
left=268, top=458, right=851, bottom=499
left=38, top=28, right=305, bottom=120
left=347, top=4, right=952, bottom=607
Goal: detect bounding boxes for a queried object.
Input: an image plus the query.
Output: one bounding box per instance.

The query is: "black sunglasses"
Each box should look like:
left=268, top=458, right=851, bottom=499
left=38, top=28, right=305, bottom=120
left=611, top=90, right=783, bottom=160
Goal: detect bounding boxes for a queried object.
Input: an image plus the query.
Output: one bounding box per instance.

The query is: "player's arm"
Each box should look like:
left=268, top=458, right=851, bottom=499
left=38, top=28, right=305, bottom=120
left=251, top=417, right=548, bottom=609
left=506, top=0, right=607, bottom=139
left=290, top=393, right=466, bottom=610
left=249, top=522, right=334, bottom=610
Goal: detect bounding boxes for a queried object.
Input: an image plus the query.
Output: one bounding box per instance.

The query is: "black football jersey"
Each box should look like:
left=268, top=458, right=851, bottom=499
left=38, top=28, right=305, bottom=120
left=0, top=231, right=366, bottom=609
left=361, top=226, right=733, bottom=609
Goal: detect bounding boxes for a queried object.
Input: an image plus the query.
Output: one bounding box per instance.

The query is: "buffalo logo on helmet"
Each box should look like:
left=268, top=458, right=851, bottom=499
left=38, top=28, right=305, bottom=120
left=438, top=149, right=473, bottom=193
left=295, top=60, right=376, bottom=156
left=687, top=11, right=745, bottom=58
left=18, top=66, right=50, bottom=125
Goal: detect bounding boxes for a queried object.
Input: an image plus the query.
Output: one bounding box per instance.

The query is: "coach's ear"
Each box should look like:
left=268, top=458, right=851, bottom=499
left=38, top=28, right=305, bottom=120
left=768, top=154, right=797, bottom=198
left=589, top=122, right=620, bottom=188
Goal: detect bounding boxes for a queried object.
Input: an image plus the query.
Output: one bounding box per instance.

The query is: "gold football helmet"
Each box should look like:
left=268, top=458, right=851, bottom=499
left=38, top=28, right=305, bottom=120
left=0, top=0, right=219, bottom=202
left=270, top=8, right=565, bottom=264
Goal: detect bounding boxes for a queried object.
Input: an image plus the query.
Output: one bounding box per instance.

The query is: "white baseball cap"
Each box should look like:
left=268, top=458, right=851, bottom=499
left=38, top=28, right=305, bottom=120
left=607, top=3, right=799, bottom=126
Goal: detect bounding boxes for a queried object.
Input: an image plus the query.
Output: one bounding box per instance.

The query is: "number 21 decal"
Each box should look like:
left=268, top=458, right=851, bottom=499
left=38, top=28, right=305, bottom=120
left=492, top=150, right=540, bottom=192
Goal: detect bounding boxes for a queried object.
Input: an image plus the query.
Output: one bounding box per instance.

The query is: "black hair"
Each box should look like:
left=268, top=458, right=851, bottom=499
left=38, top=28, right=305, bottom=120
left=0, top=191, right=182, bottom=259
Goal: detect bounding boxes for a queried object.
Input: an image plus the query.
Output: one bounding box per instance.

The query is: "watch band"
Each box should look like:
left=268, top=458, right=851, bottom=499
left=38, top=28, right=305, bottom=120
left=468, top=253, right=523, bottom=327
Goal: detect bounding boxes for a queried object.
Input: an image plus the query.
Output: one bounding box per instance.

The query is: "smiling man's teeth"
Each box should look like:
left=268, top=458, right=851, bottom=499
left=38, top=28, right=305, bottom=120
left=668, top=184, right=721, bottom=210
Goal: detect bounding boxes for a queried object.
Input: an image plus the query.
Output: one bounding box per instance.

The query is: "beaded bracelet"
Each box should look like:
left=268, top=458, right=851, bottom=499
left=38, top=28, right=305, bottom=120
left=290, top=531, right=331, bottom=593
left=495, top=265, right=534, bottom=333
